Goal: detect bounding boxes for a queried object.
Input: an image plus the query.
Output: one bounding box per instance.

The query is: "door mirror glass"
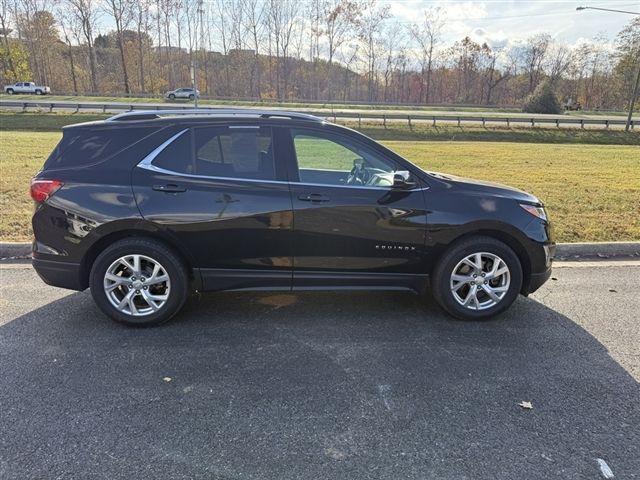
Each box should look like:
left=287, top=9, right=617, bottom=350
left=393, top=171, right=417, bottom=189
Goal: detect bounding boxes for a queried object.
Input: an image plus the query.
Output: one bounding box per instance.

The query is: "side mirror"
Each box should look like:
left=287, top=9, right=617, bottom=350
left=393, top=170, right=417, bottom=189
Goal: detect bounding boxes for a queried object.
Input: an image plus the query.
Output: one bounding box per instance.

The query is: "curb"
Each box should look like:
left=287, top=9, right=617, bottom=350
left=0, top=242, right=31, bottom=260
left=554, top=241, right=640, bottom=260
left=2, top=241, right=639, bottom=262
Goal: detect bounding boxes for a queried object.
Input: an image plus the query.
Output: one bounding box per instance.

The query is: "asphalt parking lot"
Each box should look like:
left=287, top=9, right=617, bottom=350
left=1, top=261, right=638, bottom=480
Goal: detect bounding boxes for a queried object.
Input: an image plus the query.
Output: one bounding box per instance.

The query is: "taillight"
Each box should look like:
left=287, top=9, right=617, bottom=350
left=30, top=179, right=63, bottom=203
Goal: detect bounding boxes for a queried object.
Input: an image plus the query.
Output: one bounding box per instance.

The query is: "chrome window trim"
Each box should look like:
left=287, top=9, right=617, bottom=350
left=137, top=128, right=189, bottom=168
left=136, top=127, right=428, bottom=191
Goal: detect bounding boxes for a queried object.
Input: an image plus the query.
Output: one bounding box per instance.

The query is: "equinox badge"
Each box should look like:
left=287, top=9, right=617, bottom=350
left=376, top=245, right=417, bottom=251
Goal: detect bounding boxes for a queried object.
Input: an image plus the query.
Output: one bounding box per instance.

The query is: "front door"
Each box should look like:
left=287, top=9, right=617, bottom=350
left=285, top=127, right=429, bottom=290
left=132, top=124, right=294, bottom=291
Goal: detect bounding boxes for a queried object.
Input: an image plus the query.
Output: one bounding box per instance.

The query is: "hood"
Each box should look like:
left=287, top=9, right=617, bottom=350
left=425, top=171, right=541, bottom=204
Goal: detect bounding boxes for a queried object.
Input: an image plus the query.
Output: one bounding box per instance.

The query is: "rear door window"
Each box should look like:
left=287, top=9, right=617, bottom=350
left=45, top=126, right=156, bottom=169
left=152, top=126, right=276, bottom=181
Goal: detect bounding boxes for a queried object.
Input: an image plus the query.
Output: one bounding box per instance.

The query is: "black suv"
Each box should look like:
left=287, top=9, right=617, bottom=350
left=31, top=109, right=554, bottom=326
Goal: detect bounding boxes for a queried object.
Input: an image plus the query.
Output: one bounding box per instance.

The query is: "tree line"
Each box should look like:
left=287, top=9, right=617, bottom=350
left=0, top=0, right=638, bottom=110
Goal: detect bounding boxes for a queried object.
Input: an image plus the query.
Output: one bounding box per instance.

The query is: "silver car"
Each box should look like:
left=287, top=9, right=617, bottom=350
left=165, top=88, right=199, bottom=100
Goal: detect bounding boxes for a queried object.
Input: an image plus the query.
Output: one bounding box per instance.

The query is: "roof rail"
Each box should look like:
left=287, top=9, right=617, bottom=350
left=106, top=108, right=325, bottom=123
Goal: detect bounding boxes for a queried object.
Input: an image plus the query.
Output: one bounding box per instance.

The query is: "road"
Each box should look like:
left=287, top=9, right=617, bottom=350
left=0, top=261, right=638, bottom=480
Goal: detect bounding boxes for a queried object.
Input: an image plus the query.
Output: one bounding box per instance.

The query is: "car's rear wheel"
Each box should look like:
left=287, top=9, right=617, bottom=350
left=431, top=236, right=523, bottom=320
left=188, top=94, right=195, bottom=100
left=35, top=89, right=42, bottom=95
left=89, top=238, right=189, bottom=326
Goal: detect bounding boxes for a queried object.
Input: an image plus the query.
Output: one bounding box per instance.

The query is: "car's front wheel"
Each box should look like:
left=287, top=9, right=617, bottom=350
left=431, top=236, right=523, bottom=320
left=89, top=238, right=189, bottom=326
left=6, top=88, right=13, bottom=94
left=168, top=93, right=175, bottom=99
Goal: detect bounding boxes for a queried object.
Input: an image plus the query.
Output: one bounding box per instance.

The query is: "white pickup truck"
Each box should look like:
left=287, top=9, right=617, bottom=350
left=4, top=82, right=51, bottom=95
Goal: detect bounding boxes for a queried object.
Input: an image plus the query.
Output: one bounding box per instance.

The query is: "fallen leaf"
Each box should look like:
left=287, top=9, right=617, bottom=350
left=163, top=377, right=172, bottom=382
left=551, top=277, right=558, bottom=281
left=609, top=289, right=617, bottom=293
left=324, top=447, right=347, bottom=460
left=518, top=401, right=533, bottom=409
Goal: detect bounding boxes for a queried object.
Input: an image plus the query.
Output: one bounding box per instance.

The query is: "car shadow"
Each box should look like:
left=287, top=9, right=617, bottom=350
left=0, top=290, right=638, bottom=480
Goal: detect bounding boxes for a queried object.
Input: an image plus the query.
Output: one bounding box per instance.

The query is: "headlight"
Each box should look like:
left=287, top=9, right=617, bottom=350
left=519, top=203, right=547, bottom=221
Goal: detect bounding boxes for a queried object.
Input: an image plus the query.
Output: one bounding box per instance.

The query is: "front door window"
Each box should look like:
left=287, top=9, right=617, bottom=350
left=291, top=129, right=398, bottom=188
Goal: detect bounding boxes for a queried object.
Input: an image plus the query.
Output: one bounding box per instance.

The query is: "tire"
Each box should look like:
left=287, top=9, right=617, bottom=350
left=6, top=89, right=13, bottom=94
left=189, top=94, right=195, bottom=100
left=35, top=89, right=42, bottom=95
left=431, top=236, right=523, bottom=321
left=89, top=238, right=189, bottom=326
left=168, top=93, right=175, bottom=99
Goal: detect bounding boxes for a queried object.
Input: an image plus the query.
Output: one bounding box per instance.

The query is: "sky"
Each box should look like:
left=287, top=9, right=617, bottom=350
left=383, top=0, right=639, bottom=49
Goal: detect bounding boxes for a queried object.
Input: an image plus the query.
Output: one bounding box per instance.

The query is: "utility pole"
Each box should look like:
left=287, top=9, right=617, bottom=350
left=576, top=6, right=639, bottom=131
left=192, top=0, right=204, bottom=108
left=626, top=63, right=640, bottom=132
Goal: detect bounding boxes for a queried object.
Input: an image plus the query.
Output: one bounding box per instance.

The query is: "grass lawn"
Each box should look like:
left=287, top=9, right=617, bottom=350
left=387, top=141, right=640, bottom=243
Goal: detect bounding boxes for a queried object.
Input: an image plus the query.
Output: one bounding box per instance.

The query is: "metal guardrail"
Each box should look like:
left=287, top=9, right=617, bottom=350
left=0, top=99, right=636, bottom=129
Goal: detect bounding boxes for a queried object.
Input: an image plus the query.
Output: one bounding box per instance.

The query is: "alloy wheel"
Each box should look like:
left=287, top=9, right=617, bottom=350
left=103, top=254, right=171, bottom=316
left=449, top=252, right=511, bottom=311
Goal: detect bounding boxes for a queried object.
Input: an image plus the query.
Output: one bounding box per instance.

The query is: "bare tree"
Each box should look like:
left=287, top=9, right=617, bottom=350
left=546, top=42, right=572, bottom=85
left=132, top=0, right=152, bottom=92
left=66, top=0, right=100, bottom=92
left=58, top=7, right=80, bottom=93
left=323, top=0, right=360, bottom=100
left=358, top=0, right=389, bottom=101
left=479, top=43, right=509, bottom=105
left=266, top=0, right=296, bottom=99
left=104, top=0, right=132, bottom=94
left=241, top=0, right=265, bottom=98
left=522, top=33, right=551, bottom=93
left=382, top=22, right=402, bottom=102
left=409, top=6, right=443, bottom=103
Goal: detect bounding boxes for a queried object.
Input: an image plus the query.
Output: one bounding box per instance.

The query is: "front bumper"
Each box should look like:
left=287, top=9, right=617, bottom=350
left=32, top=258, right=84, bottom=291
left=526, top=266, right=552, bottom=294
left=524, top=243, right=555, bottom=295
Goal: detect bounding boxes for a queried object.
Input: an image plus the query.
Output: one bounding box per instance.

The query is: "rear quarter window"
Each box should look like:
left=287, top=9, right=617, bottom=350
left=44, top=126, right=157, bottom=170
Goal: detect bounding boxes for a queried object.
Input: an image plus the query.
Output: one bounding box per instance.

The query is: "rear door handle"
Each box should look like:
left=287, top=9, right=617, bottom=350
left=298, top=193, right=330, bottom=203
left=153, top=184, right=187, bottom=193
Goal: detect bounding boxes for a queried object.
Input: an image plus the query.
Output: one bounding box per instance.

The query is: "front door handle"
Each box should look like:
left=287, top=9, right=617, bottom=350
left=152, top=184, right=187, bottom=193
left=298, top=193, right=330, bottom=203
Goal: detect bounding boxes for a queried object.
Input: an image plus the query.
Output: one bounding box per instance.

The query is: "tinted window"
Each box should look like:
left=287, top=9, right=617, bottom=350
left=291, top=129, right=397, bottom=188
left=44, top=127, right=156, bottom=169
left=153, top=130, right=194, bottom=174
left=151, top=127, right=275, bottom=180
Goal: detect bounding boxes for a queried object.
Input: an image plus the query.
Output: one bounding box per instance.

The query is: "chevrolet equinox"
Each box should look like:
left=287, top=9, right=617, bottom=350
left=31, top=109, right=554, bottom=326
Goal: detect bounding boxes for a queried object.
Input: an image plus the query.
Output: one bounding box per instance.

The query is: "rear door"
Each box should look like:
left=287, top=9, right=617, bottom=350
left=285, top=127, right=429, bottom=290
left=132, top=124, right=294, bottom=291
